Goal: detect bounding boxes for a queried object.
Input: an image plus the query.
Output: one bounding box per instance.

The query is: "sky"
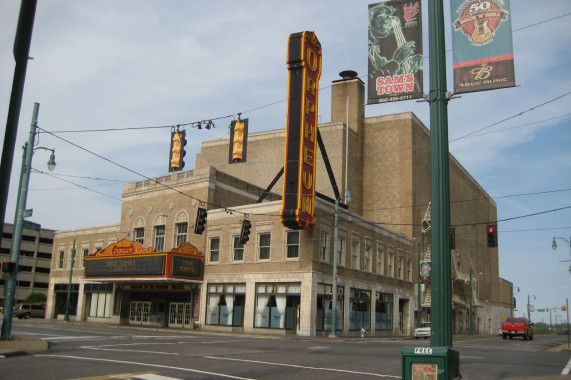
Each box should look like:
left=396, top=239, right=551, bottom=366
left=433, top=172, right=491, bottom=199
left=1, top=0, right=570, bottom=324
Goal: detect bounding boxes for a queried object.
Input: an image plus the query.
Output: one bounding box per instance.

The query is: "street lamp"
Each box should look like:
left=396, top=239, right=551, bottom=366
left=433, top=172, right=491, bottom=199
left=330, top=188, right=351, bottom=337
left=527, top=294, right=536, bottom=322
left=552, top=237, right=571, bottom=273
left=510, top=286, right=520, bottom=317
left=469, top=266, right=483, bottom=336
left=1, top=103, right=56, bottom=340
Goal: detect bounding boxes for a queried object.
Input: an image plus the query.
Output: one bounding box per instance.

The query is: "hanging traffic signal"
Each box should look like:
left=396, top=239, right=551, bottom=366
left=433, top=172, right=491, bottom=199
left=169, top=129, right=187, bottom=172
left=486, top=224, right=497, bottom=247
left=239, top=219, right=252, bottom=244
left=228, top=117, right=248, bottom=164
left=449, top=227, right=456, bottom=250
left=194, top=208, right=207, bottom=234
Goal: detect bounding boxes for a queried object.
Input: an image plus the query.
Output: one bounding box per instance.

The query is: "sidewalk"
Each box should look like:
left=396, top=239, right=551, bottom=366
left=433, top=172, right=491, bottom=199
left=0, top=335, right=48, bottom=357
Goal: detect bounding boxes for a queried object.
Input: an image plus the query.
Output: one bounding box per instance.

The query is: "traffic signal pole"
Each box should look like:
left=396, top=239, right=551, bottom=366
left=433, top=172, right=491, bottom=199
left=429, top=0, right=453, bottom=348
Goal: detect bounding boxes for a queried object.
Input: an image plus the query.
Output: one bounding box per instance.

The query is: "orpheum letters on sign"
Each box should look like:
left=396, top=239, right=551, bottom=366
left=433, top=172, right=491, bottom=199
left=281, top=31, right=322, bottom=230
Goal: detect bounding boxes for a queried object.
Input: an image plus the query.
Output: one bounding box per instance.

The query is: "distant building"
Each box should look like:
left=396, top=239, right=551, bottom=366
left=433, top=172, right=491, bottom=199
left=1, top=223, right=54, bottom=305
left=46, top=71, right=511, bottom=336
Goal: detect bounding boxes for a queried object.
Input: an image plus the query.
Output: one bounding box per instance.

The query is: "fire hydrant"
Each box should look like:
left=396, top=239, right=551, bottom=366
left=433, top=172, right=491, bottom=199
left=361, top=328, right=366, bottom=338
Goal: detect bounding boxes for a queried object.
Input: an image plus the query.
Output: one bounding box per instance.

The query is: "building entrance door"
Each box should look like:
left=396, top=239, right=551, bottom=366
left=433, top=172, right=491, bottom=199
left=129, top=301, right=152, bottom=325
left=169, top=302, right=192, bottom=328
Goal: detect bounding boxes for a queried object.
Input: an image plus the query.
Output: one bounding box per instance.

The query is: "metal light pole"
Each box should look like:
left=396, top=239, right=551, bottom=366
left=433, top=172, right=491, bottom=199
left=428, top=0, right=453, bottom=348
left=469, top=266, right=473, bottom=335
left=0, top=0, right=38, bottom=241
left=1, top=103, right=56, bottom=340
left=330, top=196, right=340, bottom=337
left=527, top=294, right=536, bottom=322
left=64, top=240, right=76, bottom=321
left=417, top=242, right=421, bottom=327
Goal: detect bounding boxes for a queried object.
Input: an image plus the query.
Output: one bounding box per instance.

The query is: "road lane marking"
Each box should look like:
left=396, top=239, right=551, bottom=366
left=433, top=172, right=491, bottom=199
left=563, top=357, right=571, bottom=375
left=204, top=355, right=401, bottom=378
left=36, top=354, right=254, bottom=380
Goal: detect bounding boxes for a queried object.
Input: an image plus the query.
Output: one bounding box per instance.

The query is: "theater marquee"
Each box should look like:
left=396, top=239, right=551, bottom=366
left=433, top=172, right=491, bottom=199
left=281, top=31, right=322, bottom=230
left=84, top=239, right=204, bottom=282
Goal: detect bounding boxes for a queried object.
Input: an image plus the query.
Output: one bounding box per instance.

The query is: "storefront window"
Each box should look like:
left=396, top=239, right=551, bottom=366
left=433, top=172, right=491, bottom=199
left=316, top=283, right=343, bottom=331
left=206, top=283, right=246, bottom=326
left=85, top=283, right=113, bottom=318
left=349, top=288, right=371, bottom=330
left=254, top=282, right=301, bottom=329
left=375, top=292, right=393, bottom=331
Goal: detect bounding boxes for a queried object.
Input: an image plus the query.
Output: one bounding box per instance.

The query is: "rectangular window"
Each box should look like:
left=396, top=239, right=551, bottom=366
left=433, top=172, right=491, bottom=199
left=209, top=237, right=220, bottom=262
left=338, top=237, right=346, bottom=266
left=316, top=283, right=344, bottom=332
left=82, top=248, right=89, bottom=267
left=154, top=225, right=165, bottom=251
left=258, top=233, right=271, bottom=260
left=175, top=222, right=188, bottom=246
left=89, top=292, right=113, bottom=318
left=286, top=231, right=299, bottom=259
left=233, top=236, right=244, bottom=261
left=388, top=250, right=394, bottom=278
left=350, top=288, right=371, bottom=330
left=206, top=283, right=246, bottom=327
left=375, top=292, right=393, bottom=331
left=58, top=250, right=64, bottom=269
left=407, top=258, right=412, bottom=281
left=133, top=227, right=145, bottom=245
left=254, top=282, right=301, bottom=329
left=364, top=241, right=372, bottom=272
left=351, top=237, right=360, bottom=269
left=376, top=243, right=384, bottom=275
left=397, top=257, right=403, bottom=279
left=319, top=231, right=329, bottom=261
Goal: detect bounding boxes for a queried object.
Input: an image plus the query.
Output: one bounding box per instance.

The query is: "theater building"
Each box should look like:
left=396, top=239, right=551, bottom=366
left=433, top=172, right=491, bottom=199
left=46, top=71, right=511, bottom=336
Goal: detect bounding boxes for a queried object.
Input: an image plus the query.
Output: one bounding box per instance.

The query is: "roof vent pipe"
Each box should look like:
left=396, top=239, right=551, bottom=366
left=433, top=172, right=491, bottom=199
left=339, top=70, right=358, bottom=80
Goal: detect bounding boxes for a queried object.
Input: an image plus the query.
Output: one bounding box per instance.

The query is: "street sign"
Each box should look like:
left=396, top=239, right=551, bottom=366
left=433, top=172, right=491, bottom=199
left=536, top=309, right=545, bottom=312
left=22, top=220, right=41, bottom=231
left=23, top=208, right=33, bottom=218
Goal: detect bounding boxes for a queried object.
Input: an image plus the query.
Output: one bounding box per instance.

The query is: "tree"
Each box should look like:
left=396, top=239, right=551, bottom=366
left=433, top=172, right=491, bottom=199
left=24, top=292, right=47, bottom=303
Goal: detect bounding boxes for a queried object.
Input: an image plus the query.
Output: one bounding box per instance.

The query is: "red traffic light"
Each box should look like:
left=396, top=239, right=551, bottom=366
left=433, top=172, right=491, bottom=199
left=488, top=226, right=495, bottom=233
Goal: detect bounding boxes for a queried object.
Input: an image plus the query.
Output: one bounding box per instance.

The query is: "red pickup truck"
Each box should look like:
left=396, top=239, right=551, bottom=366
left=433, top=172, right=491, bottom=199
left=501, top=316, right=534, bottom=340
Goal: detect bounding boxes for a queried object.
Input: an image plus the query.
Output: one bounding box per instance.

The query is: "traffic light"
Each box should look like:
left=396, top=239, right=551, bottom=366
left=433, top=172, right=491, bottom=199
left=486, top=224, right=497, bottom=247
left=449, top=227, right=456, bottom=250
left=1, top=259, right=15, bottom=273
left=169, top=129, right=187, bottom=172
left=239, top=219, right=251, bottom=244
left=194, top=208, right=207, bottom=234
left=229, top=117, right=248, bottom=164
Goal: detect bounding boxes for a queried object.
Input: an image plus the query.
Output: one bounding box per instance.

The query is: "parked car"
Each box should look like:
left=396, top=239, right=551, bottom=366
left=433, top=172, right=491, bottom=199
left=501, top=316, right=533, bottom=340
left=13, top=303, right=46, bottom=319
left=414, top=322, right=431, bottom=339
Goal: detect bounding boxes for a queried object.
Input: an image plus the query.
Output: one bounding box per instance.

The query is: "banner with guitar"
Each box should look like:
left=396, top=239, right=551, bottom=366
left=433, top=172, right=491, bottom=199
left=367, top=1, right=423, bottom=104
left=451, top=0, right=516, bottom=94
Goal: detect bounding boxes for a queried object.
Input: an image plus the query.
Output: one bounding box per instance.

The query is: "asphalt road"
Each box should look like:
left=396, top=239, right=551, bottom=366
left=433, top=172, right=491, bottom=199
left=2, top=319, right=570, bottom=380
